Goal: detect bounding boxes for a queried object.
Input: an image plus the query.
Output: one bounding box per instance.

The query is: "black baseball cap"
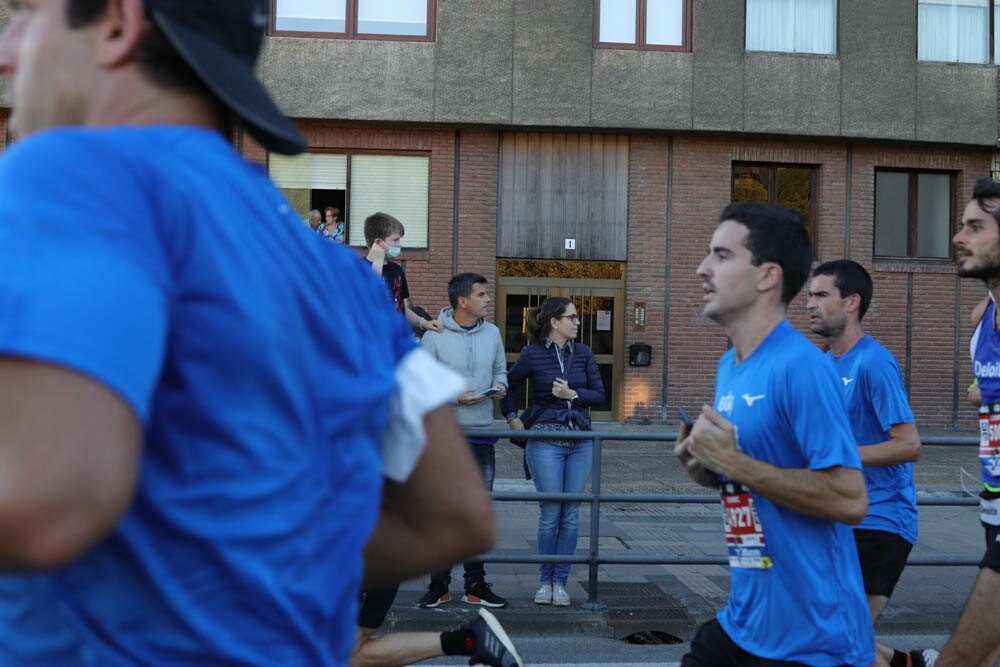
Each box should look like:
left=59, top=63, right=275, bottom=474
left=144, top=0, right=307, bottom=155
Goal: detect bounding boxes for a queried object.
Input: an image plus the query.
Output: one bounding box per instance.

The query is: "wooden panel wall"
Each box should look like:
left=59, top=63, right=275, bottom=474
left=498, top=132, right=629, bottom=261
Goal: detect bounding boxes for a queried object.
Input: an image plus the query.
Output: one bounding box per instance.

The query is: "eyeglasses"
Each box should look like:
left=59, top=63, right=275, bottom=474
left=558, top=314, right=580, bottom=323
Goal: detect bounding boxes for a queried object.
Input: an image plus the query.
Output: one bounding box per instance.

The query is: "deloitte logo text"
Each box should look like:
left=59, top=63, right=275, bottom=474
left=976, top=360, right=1000, bottom=378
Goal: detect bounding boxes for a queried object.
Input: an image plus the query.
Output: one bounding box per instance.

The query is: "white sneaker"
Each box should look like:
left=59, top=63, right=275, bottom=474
left=533, top=584, right=552, bottom=605
left=552, top=584, right=571, bottom=606
left=910, top=649, right=939, bottom=667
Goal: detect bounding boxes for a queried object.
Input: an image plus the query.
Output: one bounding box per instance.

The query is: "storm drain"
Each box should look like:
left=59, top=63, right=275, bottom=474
left=579, top=581, right=691, bottom=642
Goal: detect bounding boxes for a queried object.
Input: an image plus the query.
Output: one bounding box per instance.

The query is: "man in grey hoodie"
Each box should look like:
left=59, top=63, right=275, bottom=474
left=418, top=273, right=510, bottom=609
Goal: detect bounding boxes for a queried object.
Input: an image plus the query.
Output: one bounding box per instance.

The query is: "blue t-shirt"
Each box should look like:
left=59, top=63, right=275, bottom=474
left=829, top=336, right=917, bottom=543
left=971, top=299, right=1000, bottom=489
left=0, top=127, right=416, bottom=666
left=714, top=321, right=874, bottom=667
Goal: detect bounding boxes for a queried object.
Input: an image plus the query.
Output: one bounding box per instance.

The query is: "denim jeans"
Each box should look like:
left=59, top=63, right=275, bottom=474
left=525, top=438, right=593, bottom=585
left=431, top=441, right=495, bottom=588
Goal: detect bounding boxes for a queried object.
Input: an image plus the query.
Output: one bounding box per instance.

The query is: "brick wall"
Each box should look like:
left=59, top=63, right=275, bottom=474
left=273, top=122, right=990, bottom=430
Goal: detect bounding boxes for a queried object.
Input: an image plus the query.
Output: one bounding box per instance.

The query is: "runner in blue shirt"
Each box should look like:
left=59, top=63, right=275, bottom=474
left=676, top=203, right=874, bottom=667
left=807, top=260, right=926, bottom=667
left=919, top=177, right=1000, bottom=667
left=0, top=2, right=496, bottom=665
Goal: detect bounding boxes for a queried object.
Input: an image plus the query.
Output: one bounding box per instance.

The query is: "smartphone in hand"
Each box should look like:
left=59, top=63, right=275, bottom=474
left=475, top=387, right=502, bottom=398
left=677, top=405, right=693, bottom=428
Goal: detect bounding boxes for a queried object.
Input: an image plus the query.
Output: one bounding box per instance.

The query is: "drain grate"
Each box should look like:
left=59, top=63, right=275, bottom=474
left=580, top=581, right=694, bottom=640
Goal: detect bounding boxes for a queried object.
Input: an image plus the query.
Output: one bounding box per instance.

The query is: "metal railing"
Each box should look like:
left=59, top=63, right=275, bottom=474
left=464, top=428, right=982, bottom=611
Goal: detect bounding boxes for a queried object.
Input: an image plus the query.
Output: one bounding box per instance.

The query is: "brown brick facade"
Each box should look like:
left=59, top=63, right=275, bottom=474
left=243, top=124, right=992, bottom=430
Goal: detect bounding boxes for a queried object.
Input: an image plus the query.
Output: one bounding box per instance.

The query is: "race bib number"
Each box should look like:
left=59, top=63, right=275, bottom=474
left=721, top=481, right=773, bottom=569
left=983, top=408, right=1000, bottom=478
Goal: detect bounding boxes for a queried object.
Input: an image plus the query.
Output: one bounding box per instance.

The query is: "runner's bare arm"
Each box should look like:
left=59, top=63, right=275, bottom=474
left=685, top=405, right=867, bottom=524
left=857, top=422, right=921, bottom=466
left=363, top=404, right=496, bottom=586
left=0, top=358, right=141, bottom=569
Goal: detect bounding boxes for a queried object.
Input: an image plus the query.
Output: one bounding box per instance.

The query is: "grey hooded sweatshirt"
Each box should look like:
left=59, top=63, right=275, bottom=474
left=419, top=306, right=508, bottom=429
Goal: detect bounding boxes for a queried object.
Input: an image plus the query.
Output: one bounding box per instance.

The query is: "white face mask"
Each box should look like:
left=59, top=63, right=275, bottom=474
left=386, top=245, right=402, bottom=259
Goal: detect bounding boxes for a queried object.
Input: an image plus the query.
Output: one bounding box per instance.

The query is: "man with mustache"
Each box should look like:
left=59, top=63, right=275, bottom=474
left=676, top=203, right=874, bottom=666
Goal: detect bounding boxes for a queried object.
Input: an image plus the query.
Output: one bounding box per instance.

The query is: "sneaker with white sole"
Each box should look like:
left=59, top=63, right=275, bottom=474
left=463, top=608, right=524, bottom=667
left=552, top=584, right=571, bottom=606
left=463, top=581, right=508, bottom=608
left=417, top=580, right=451, bottom=608
left=533, top=584, right=552, bottom=605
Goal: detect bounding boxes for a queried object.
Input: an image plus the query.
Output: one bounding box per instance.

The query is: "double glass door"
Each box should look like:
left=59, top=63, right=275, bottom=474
left=496, top=276, right=624, bottom=421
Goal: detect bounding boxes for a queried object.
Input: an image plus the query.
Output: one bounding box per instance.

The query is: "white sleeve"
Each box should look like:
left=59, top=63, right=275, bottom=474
left=381, top=347, right=465, bottom=482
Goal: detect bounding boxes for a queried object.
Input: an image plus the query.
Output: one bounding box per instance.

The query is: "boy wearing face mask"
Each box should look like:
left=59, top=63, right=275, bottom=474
left=365, top=212, right=444, bottom=334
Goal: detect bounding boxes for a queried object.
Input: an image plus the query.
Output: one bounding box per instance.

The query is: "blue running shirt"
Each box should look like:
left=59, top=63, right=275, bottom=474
left=971, top=299, right=1000, bottom=489
left=829, top=336, right=917, bottom=543
left=713, top=321, right=874, bottom=667
left=0, top=127, right=416, bottom=666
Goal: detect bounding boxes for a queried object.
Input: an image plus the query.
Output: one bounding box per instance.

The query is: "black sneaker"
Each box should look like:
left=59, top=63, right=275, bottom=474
left=417, top=580, right=451, bottom=608
left=463, top=608, right=523, bottom=667
left=462, top=580, right=508, bottom=608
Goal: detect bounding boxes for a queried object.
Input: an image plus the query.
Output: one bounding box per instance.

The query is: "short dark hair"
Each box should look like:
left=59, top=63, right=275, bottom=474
left=448, top=273, right=488, bottom=309
left=525, top=297, right=573, bottom=345
left=719, top=202, right=812, bottom=305
left=972, top=177, right=1000, bottom=225
left=364, top=212, right=405, bottom=248
left=66, top=0, right=221, bottom=101
left=812, top=260, right=873, bottom=320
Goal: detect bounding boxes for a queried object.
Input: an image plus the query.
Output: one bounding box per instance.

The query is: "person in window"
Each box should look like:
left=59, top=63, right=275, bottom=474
left=502, top=297, right=604, bottom=607
left=306, top=209, right=322, bottom=230
left=322, top=206, right=346, bottom=243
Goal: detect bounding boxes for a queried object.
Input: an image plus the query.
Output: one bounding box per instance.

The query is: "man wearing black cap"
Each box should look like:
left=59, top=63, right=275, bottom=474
left=0, top=1, right=497, bottom=665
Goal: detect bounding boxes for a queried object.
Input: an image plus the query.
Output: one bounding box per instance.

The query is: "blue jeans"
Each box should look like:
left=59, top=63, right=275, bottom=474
left=431, top=441, right=495, bottom=588
left=525, top=438, right=593, bottom=585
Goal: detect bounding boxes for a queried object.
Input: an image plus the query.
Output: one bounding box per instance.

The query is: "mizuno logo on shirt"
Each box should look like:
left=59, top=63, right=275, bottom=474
left=741, top=393, right=765, bottom=407
left=842, top=377, right=855, bottom=386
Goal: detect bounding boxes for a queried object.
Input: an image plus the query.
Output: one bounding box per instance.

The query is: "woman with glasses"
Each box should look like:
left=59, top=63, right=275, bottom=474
left=502, top=297, right=605, bottom=607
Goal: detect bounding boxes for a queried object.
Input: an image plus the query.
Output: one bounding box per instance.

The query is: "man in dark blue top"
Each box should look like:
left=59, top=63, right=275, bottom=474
left=922, top=177, right=1000, bottom=667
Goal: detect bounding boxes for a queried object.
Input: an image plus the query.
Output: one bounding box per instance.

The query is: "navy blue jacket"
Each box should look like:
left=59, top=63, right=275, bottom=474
left=501, top=340, right=605, bottom=431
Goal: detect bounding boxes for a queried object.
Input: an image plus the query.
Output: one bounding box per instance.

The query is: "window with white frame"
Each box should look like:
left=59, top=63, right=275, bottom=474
left=595, top=0, right=691, bottom=50
left=270, top=153, right=430, bottom=247
left=745, top=0, right=837, bottom=55
left=272, top=0, right=433, bottom=39
left=874, top=170, right=953, bottom=259
left=918, top=0, right=1000, bottom=64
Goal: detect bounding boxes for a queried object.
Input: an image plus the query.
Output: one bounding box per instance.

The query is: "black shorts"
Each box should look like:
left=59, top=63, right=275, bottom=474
left=981, top=523, right=1000, bottom=574
left=854, top=528, right=913, bottom=598
left=357, top=585, right=400, bottom=630
left=682, top=618, right=814, bottom=667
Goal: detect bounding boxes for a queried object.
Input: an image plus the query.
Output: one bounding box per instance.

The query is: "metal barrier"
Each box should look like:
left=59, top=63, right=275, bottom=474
left=463, top=428, right=982, bottom=611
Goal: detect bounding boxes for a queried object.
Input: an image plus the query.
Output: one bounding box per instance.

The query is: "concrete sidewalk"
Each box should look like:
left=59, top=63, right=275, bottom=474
left=381, top=426, right=985, bottom=642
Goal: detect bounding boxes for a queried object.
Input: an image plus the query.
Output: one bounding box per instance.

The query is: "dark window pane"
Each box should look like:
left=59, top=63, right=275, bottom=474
left=732, top=165, right=769, bottom=203
left=916, top=173, right=951, bottom=258
left=874, top=172, right=910, bottom=257
left=776, top=167, right=812, bottom=233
